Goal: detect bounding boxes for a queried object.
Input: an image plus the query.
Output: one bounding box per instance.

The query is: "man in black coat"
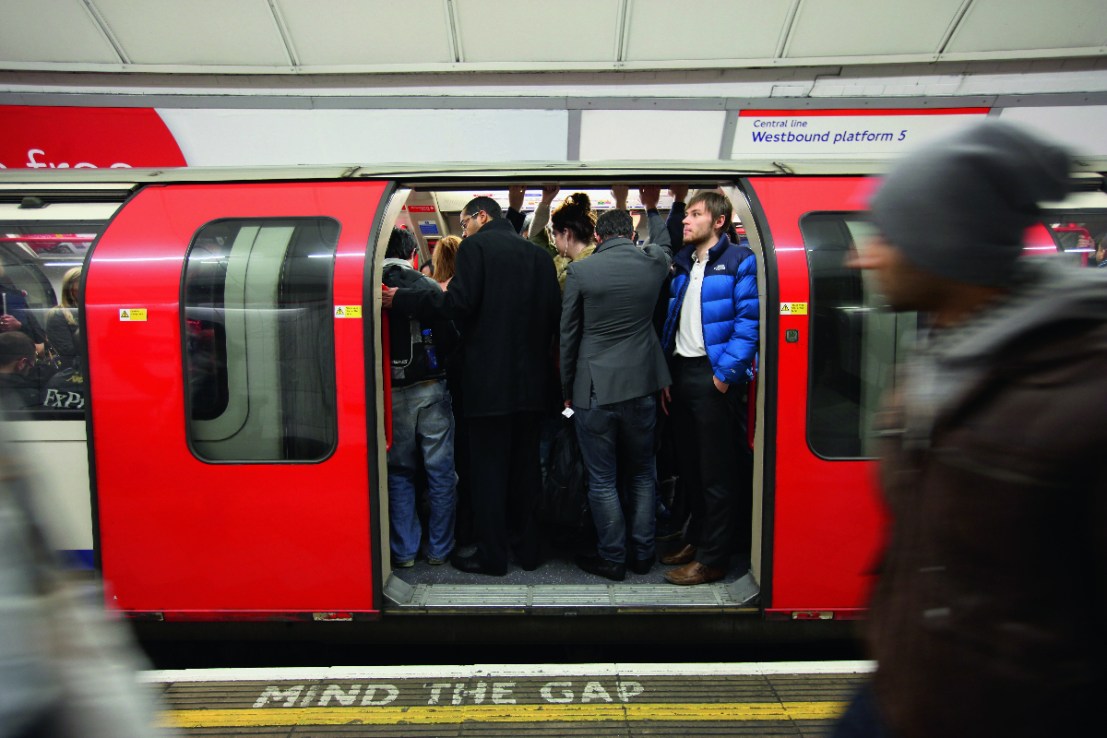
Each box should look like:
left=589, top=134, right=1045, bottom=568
left=383, top=196, right=560, bottom=575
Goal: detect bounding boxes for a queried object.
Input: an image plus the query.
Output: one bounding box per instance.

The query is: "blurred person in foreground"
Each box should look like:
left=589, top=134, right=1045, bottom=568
left=0, top=429, right=174, bottom=737
left=834, top=120, right=1107, bottom=737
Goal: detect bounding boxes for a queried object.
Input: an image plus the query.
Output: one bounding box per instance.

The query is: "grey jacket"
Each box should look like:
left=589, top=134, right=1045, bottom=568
left=560, top=229, right=672, bottom=406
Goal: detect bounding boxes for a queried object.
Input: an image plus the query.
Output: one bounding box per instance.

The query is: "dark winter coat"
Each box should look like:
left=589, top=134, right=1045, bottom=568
left=382, top=258, right=457, bottom=388
left=391, top=218, right=560, bottom=417
left=867, top=259, right=1107, bottom=738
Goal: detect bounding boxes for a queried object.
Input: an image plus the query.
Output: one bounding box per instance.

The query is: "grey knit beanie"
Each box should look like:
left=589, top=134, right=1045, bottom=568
left=870, top=120, right=1071, bottom=287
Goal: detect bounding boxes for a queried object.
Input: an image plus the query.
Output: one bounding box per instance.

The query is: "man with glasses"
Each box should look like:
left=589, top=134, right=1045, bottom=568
left=383, top=196, right=560, bottom=576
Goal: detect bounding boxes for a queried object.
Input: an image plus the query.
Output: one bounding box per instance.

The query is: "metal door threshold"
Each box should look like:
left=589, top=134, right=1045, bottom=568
left=383, top=572, right=760, bottom=614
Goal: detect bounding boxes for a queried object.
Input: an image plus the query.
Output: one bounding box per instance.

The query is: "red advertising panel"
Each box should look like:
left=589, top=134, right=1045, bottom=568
left=0, top=105, right=186, bottom=169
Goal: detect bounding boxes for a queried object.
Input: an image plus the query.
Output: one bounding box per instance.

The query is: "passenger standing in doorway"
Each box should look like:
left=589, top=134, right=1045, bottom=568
left=659, top=191, right=758, bottom=586
left=430, top=233, right=473, bottom=544
left=561, top=207, right=672, bottom=581
left=383, top=197, right=560, bottom=576
left=382, top=228, right=459, bottom=568
left=834, top=121, right=1107, bottom=738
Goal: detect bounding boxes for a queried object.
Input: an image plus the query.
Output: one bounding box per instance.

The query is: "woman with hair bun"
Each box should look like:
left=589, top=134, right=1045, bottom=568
left=530, top=189, right=597, bottom=290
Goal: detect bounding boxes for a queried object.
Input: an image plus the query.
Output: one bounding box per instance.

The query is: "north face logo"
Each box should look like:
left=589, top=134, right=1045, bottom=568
left=713, top=263, right=726, bottom=271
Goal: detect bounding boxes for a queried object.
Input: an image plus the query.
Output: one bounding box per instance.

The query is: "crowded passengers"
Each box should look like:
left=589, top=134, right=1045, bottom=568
left=0, top=265, right=85, bottom=414
left=382, top=186, right=759, bottom=585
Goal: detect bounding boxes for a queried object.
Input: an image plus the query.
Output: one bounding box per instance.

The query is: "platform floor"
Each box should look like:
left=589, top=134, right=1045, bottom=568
left=148, top=661, right=873, bottom=736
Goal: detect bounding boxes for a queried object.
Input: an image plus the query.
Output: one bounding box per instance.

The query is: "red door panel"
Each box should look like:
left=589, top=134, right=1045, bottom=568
left=87, top=181, right=385, bottom=616
left=748, top=177, right=886, bottom=616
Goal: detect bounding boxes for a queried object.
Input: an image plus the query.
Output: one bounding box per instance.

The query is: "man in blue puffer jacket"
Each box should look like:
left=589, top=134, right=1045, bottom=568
left=659, top=190, right=758, bottom=586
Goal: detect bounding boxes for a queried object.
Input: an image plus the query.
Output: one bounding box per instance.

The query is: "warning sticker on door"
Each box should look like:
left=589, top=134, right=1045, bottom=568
left=119, top=308, right=148, bottom=321
left=780, top=302, right=808, bottom=315
left=335, top=305, right=362, bottom=319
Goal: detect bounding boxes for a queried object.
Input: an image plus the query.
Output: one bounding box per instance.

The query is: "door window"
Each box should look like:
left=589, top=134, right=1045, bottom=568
left=1043, top=212, right=1107, bottom=268
left=0, top=225, right=97, bottom=418
left=802, top=213, right=917, bottom=459
left=183, top=218, right=340, bottom=462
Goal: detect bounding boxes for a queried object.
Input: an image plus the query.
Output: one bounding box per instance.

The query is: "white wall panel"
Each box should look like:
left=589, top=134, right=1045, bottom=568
left=623, top=0, right=791, bottom=61
left=786, top=0, right=963, bottom=58
left=455, top=0, right=620, bottom=63
left=156, top=108, right=569, bottom=166
left=275, top=0, right=455, bottom=66
left=579, top=110, right=726, bottom=161
left=95, top=0, right=290, bottom=66
left=948, top=0, right=1107, bottom=54
left=998, top=105, right=1107, bottom=159
left=0, top=0, right=119, bottom=64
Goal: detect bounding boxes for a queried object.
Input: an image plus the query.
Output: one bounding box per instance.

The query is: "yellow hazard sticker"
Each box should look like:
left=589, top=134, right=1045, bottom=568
left=119, top=308, right=148, bottom=321
left=335, top=305, right=362, bottom=319
left=779, top=302, right=808, bottom=315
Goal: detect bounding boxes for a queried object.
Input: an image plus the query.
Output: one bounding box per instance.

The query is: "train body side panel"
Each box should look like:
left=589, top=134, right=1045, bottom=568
left=749, top=176, right=886, bottom=615
left=86, top=181, right=384, bottom=615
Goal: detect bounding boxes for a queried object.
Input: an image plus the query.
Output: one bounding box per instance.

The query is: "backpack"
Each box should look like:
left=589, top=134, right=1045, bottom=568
left=539, top=418, right=592, bottom=540
left=383, top=262, right=446, bottom=386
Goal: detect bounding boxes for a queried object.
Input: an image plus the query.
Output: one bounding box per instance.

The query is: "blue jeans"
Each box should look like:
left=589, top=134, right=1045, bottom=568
left=574, top=392, right=657, bottom=564
left=388, top=380, right=456, bottom=562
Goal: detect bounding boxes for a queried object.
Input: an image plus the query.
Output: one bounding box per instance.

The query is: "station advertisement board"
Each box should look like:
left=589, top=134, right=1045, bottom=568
left=0, top=105, right=186, bottom=169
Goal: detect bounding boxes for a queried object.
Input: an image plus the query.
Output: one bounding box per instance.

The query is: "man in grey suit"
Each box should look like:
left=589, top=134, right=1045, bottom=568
left=560, top=196, right=672, bottom=581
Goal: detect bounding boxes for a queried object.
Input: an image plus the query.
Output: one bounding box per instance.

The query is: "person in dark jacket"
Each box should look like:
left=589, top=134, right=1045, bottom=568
left=383, top=197, right=560, bottom=576
left=382, top=228, right=459, bottom=569
left=834, top=120, right=1107, bottom=738
left=46, top=266, right=81, bottom=369
left=0, top=331, right=39, bottom=412
left=0, top=268, right=46, bottom=350
left=658, top=190, right=759, bottom=586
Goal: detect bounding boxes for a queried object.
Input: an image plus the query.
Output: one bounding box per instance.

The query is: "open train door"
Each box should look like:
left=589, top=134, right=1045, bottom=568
left=85, top=179, right=388, bottom=619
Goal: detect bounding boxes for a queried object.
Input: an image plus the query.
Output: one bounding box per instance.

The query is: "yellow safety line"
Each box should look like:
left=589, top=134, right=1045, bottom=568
left=162, top=701, right=847, bottom=728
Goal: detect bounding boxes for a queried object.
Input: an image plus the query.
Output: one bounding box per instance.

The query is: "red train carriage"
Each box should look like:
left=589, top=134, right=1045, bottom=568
left=2, top=164, right=1103, bottom=635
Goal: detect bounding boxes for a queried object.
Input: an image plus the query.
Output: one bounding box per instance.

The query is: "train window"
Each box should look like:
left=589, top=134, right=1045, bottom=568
left=802, top=213, right=917, bottom=459
left=183, top=218, right=340, bottom=462
left=0, top=225, right=97, bottom=419
left=1042, top=213, right=1107, bottom=268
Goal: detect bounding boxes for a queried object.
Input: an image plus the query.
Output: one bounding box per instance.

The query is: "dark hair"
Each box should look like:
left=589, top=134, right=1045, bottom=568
left=550, top=192, right=596, bottom=244
left=385, top=227, right=418, bottom=260
left=595, top=209, right=634, bottom=241
left=0, top=331, right=35, bottom=365
left=688, top=191, right=733, bottom=236
left=463, top=196, right=503, bottom=220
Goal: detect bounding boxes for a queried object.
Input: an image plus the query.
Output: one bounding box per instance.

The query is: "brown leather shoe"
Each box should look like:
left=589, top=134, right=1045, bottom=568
left=664, top=561, right=726, bottom=586
left=660, top=544, right=696, bottom=566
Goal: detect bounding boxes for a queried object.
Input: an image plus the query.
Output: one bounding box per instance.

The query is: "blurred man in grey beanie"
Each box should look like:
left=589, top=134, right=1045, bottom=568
left=834, top=120, right=1107, bottom=738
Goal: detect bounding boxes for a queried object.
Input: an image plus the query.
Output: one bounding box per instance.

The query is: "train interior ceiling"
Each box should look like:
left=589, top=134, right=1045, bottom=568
left=393, top=184, right=729, bottom=257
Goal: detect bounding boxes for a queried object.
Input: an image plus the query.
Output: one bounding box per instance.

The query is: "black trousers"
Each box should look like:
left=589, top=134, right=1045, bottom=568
left=671, top=356, right=751, bottom=570
left=466, top=411, right=542, bottom=570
